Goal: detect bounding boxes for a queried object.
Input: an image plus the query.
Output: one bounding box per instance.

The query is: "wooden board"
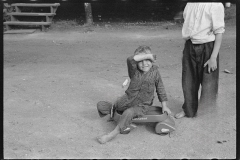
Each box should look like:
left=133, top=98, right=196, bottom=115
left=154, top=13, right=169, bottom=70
left=4, top=29, right=36, bottom=34
left=8, top=12, right=56, bottom=16
left=11, top=3, right=60, bottom=7
left=4, top=21, right=51, bottom=25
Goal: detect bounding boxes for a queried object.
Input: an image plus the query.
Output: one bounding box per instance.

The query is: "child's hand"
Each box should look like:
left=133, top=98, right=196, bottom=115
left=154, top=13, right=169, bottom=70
left=162, top=106, right=171, bottom=115
left=204, top=57, right=217, bottom=73
left=152, top=54, right=157, bottom=62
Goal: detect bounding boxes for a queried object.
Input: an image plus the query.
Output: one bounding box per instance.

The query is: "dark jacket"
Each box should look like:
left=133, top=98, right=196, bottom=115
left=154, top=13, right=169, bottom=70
left=123, top=55, right=168, bottom=107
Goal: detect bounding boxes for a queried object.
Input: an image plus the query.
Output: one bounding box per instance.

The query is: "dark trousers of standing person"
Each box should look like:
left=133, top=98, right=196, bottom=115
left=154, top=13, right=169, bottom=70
left=182, top=39, right=219, bottom=117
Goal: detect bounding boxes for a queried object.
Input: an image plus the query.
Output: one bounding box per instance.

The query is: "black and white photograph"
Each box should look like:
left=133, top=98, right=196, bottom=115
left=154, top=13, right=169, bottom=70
left=3, top=0, right=237, bottom=159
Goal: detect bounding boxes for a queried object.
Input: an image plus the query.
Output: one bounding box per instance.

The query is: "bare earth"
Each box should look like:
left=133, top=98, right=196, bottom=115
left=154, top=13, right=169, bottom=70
left=4, top=20, right=236, bottom=159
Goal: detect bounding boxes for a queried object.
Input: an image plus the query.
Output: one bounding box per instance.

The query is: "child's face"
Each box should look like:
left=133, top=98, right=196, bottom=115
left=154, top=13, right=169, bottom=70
left=137, top=59, right=153, bottom=73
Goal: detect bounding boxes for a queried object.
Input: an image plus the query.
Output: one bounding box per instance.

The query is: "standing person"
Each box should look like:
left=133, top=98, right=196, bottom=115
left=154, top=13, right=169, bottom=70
left=97, top=45, right=171, bottom=144
left=175, top=3, right=225, bottom=119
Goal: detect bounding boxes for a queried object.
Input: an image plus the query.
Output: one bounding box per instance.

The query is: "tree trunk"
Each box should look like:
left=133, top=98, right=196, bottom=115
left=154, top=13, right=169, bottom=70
left=84, top=3, right=93, bottom=25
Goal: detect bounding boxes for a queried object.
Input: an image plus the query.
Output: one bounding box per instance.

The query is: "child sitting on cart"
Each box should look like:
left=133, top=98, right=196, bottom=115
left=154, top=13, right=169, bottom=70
left=97, top=45, right=171, bottom=144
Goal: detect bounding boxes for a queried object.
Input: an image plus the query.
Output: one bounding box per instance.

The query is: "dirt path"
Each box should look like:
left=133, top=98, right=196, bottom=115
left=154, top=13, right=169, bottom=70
left=4, top=22, right=236, bottom=159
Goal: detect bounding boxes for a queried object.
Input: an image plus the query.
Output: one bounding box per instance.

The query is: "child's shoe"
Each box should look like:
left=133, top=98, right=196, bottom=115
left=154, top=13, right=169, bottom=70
left=97, top=101, right=112, bottom=117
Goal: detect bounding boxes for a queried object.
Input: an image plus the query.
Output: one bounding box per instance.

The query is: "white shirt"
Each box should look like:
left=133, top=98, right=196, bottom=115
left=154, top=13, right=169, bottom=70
left=182, top=3, right=225, bottom=44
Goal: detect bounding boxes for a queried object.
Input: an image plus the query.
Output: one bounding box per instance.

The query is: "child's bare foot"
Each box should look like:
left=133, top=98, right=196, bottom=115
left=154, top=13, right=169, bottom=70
left=175, top=111, right=185, bottom=119
left=97, top=125, right=120, bottom=144
left=97, top=133, right=116, bottom=144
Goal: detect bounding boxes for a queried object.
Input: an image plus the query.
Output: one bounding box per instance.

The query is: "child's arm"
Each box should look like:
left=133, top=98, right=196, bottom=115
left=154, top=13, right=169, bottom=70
left=204, top=3, right=224, bottom=73
left=127, top=54, right=156, bottom=79
left=155, top=70, right=171, bottom=114
left=127, top=55, right=138, bottom=79
left=161, top=101, right=171, bottom=115
left=133, top=54, right=156, bottom=62
left=204, top=33, right=222, bottom=73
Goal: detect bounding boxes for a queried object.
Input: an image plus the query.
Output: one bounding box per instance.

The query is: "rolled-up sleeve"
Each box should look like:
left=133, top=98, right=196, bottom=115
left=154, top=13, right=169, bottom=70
left=211, top=3, right=225, bottom=34
left=127, top=55, right=138, bottom=79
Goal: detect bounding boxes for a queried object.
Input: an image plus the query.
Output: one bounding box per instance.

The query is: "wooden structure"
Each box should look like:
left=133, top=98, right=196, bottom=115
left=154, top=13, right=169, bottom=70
left=4, top=3, right=60, bottom=33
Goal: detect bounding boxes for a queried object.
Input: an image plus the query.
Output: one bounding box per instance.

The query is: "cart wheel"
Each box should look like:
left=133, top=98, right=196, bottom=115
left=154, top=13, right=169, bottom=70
left=155, top=116, right=175, bottom=135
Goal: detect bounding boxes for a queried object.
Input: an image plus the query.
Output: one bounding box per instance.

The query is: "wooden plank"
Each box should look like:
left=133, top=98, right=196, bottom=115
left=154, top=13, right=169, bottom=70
left=4, top=29, right=36, bottom=34
left=11, top=3, right=60, bottom=7
left=8, top=12, right=56, bottom=16
left=4, top=21, right=51, bottom=25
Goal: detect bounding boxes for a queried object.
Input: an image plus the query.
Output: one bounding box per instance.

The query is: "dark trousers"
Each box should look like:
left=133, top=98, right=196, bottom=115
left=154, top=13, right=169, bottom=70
left=117, top=105, right=150, bottom=133
left=97, top=100, right=161, bottom=133
left=182, top=40, right=219, bottom=117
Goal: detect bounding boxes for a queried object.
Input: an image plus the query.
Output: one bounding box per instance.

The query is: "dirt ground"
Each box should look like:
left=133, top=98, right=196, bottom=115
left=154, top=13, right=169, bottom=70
left=4, top=8, right=236, bottom=159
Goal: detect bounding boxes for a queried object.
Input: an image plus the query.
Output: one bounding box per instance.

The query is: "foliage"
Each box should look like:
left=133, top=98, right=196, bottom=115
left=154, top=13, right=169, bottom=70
left=3, top=3, right=13, bottom=22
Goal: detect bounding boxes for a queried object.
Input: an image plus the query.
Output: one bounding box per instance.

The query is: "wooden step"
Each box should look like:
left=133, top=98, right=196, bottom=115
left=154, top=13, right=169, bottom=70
left=4, top=21, right=51, bottom=26
left=7, top=12, right=56, bottom=16
left=11, top=3, right=60, bottom=7
left=12, top=3, right=60, bottom=13
left=4, top=29, right=36, bottom=34
left=4, top=21, right=52, bottom=31
left=8, top=12, right=56, bottom=22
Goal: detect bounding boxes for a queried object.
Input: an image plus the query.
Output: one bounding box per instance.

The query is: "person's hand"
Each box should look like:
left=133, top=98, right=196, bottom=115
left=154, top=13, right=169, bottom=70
left=153, top=54, right=156, bottom=60
left=162, top=106, right=171, bottom=115
left=151, top=54, right=157, bottom=63
left=204, top=57, right=217, bottom=73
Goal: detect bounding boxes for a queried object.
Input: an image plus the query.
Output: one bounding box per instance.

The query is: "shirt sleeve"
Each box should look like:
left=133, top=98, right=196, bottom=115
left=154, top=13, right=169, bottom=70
left=183, top=3, right=189, bottom=20
left=155, top=69, right=168, bottom=102
left=210, top=3, right=225, bottom=34
left=127, top=55, right=138, bottom=79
